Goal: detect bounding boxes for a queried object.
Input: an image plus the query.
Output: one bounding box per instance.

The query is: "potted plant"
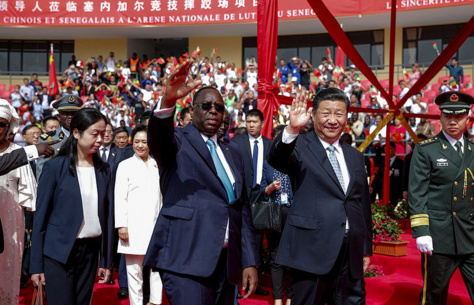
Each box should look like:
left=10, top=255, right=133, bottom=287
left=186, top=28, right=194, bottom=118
left=393, top=198, right=410, bottom=229
left=364, top=264, right=385, bottom=278
left=371, top=202, right=409, bottom=256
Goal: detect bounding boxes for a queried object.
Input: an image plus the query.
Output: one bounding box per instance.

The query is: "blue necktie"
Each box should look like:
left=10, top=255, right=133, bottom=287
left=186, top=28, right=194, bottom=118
left=206, top=139, right=235, bottom=202
left=101, top=147, right=107, bottom=162
left=327, top=145, right=345, bottom=193
left=252, top=140, right=259, bottom=188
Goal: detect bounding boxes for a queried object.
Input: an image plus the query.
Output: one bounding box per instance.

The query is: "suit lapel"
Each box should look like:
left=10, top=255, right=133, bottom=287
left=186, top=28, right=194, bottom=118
left=182, top=125, right=218, bottom=176
left=438, top=132, right=462, bottom=168
left=243, top=137, right=253, bottom=171
left=219, top=140, right=242, bottom=202
left=455, top=138, right=474, bottom=178
left=305, top=133, right=344, bottom=194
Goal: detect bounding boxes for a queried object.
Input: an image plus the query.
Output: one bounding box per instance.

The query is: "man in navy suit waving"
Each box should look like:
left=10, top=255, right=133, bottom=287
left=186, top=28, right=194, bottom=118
left=268, top=89, right=372, bottom=305
left=144, top=60, right=259, bottom=305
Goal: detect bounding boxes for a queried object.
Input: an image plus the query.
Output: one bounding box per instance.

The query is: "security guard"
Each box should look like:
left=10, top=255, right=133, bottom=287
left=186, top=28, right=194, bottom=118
left=35, top=94, right=82, bottom=180
left=409, top=91, right=474, bottom=305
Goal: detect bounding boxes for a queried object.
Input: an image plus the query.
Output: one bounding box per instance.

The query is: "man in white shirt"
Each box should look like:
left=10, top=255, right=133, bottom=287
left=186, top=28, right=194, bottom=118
left=20, top=78, right=35, bottom=102
left=106, top=51, right=117, bottom=72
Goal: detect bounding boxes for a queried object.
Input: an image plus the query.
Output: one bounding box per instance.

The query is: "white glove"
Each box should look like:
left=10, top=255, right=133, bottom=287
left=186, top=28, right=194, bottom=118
left=416, top=235, right=433, bottom=255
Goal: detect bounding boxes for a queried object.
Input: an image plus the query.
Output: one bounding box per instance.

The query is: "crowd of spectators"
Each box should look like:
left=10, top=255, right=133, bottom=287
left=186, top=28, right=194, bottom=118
left=2, top=49, right=470, bottom=156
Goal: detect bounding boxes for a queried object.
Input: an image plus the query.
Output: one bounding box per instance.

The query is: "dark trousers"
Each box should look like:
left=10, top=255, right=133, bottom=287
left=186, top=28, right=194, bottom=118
left=160, top=249, right=235, bottom=305
left=118, top=253, right=129, bottom=288
left=43, top=237, right=101, bottom=305
left=419, top=252, right=474, bottom=305
left=291, top=237, right=366, bottom=305
left=267, top=206, right=293, bottom=300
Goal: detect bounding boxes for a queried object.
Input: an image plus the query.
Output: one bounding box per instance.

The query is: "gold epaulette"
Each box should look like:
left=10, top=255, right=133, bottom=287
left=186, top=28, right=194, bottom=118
left=418, top=137, right=438, bottom=146
left=468, top=138, right=474, bottom=144
left=410, top=214, right=429, bottom=227
left=40, top=133, right=49, bottom=141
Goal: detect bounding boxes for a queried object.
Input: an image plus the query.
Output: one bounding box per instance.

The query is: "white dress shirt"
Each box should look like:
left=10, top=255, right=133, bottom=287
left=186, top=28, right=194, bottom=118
left=443, top=130, right=464, bottom=154
left=99, top=145, right=111, bottom=161
left=76, top=167, right=102, bottom=239
left=248, top=134, right=264, bottom=186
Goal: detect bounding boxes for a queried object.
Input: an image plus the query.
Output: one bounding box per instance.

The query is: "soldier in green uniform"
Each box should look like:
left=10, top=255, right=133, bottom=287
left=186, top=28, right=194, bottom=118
left=35, top=94, right=82, bottom=180
left=409, top=91, right=474, bottom=305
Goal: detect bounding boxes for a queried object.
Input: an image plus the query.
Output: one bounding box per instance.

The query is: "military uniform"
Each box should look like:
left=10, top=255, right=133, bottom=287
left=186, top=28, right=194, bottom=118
left=35, top=94, right=82, bottom=180
left=35, top=128, right=67, bottom=180
left=409, top=92, right=474, bottom=305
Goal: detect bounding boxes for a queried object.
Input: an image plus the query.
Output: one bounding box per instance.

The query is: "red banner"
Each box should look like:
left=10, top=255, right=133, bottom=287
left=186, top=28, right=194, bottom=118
left=0, top=0, right=471, bottom=26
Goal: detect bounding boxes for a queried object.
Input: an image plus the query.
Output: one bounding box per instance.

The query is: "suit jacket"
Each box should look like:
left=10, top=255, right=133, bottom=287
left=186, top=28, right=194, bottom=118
left=143, top=115, right=259, bottom=284
left=409, top=132, right=474, bottom=255
left=268, top=131, right=372, bottom=279
left=372, top=156, right=404, bottom=205
left=0, top=148, right=28, bottom=176
left=231, top=134, right=272, bottom=198
left=30, top=157, right=114, bottom=274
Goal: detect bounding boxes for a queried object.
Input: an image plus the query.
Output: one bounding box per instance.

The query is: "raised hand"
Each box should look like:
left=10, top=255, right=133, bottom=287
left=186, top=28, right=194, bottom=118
left=287, top=92, right=313, bottom=135
left=161, top=60, right=202, bottom=109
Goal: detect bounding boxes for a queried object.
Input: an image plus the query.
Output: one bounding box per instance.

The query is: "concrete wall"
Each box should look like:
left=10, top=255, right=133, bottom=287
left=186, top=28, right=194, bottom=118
left=74, top=39, right=128, bottom=63
left=189, top=36, right=243, bottom=68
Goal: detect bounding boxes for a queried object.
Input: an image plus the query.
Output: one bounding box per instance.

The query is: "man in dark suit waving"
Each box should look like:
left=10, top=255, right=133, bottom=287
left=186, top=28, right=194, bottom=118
left=144, top=60, right=259, bottom=305
left=268, top=89, right=372, bottom=305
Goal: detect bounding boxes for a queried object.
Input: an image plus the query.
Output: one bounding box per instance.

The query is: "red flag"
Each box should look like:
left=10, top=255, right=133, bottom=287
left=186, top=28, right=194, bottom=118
left=333, top=46, right=345, bottom=81
left=48, top=44, right=59, bottom=96
left=313, top=68, right=322, bottom=77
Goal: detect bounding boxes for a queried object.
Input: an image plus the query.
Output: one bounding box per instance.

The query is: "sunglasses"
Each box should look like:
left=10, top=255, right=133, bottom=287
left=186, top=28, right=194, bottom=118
left=0, top=122, right=9, bottom=128
left=196, top=102, right=225, bottom=113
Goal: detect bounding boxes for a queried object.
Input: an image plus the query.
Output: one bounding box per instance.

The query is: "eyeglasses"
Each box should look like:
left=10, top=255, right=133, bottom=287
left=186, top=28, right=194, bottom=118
left=0, top=122, right=9, bottom=128
left=196, top=102, right=225, bottom=113
left=26, top=132, right=41, bottom=136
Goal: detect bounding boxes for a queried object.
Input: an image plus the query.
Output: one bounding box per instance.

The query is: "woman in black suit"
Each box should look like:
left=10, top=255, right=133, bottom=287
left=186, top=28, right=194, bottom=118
left=30, top=108, right=114, bottom=305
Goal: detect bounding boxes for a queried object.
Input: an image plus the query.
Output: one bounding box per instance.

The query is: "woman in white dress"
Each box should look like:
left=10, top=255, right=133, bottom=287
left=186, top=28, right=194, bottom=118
left=0, top=99, right=37, bottom=304
left=115, top=125, right=163, bottom=305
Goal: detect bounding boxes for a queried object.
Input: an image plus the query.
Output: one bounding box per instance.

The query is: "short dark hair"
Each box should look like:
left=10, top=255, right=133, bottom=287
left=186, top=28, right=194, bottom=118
left=375, top=114, right=384, bottom=120
left=139, top=111, right=152, bottom=124
left=312, top=88, right=350, bottom=111
left=452, top=57, right=458, bottom=61
left=321, top=57, right=328, bottom=61
left=179, top=107, right=191, bottom=120
left=22, top=124, right=40, bottom=135
left=246, top=109, right=264, bottom=122
left=131, top=125, right=147, bottom=142
left=192, top=87, right=220, bottom=104
left=233, top=127, right=247, bottom=136
left=43, top=116, right=59, bottom=126
left=115, top=127, right=129, bottom=137
left=271, top=124, right=287, bottom=140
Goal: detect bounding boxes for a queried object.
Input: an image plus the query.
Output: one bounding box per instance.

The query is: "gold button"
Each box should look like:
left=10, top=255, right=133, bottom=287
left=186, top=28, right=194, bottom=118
left=454, top=182, right=458, bottom=185
left=454, top=197, right=457, bottom=201
left=471, top=197, right=473, bottom=201
left=453, top=212, right=456, bottom=216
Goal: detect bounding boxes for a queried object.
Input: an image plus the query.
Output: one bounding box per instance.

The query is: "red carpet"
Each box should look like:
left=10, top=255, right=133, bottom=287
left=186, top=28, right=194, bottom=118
left=20, top=231, right=471, bottom=304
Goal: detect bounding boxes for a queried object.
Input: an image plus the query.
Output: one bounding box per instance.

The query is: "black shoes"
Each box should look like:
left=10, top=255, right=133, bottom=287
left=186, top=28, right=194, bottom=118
left=117, top=287, right=129, bottom=299
left=254, top=286, right=269, bottom=296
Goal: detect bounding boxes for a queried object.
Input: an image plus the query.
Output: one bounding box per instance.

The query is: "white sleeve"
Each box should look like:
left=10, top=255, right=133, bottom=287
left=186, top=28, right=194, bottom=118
left=114, top=163, right=129, bottom=228
left=153, top=105, right=176, bottom=119
left=282, top=127, right=299, bottom=144
left=23, top=145, right=39, bottom=161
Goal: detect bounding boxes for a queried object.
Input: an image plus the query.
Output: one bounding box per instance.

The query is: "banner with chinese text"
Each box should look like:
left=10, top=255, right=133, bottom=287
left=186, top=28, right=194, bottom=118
left=0, top=0, right=471, bottom=26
